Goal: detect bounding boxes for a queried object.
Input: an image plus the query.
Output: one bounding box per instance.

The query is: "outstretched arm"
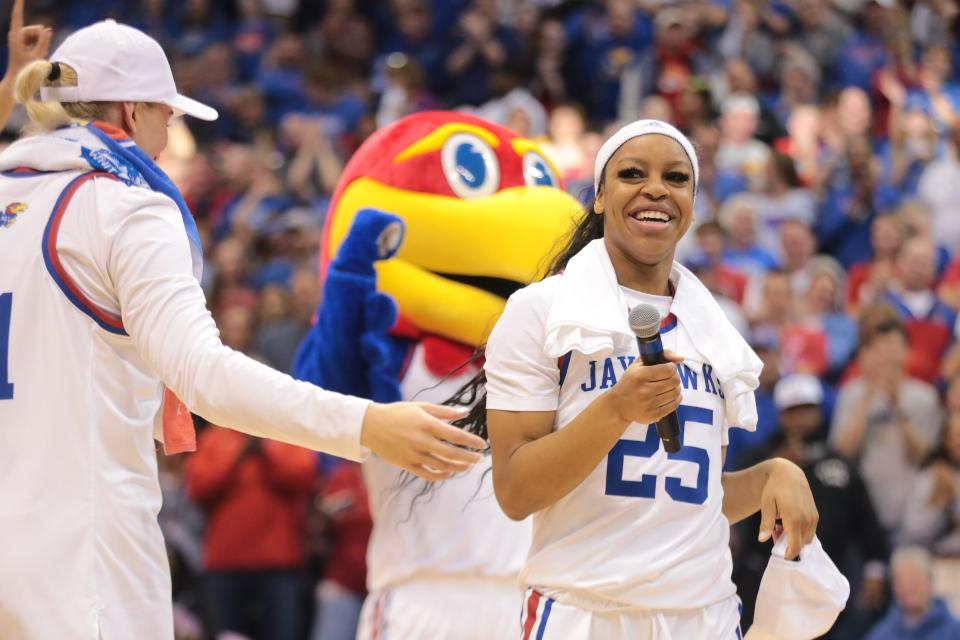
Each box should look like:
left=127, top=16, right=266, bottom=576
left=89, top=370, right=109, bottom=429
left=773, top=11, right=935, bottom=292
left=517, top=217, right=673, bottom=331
left=101, top=188, right=484, bottom=481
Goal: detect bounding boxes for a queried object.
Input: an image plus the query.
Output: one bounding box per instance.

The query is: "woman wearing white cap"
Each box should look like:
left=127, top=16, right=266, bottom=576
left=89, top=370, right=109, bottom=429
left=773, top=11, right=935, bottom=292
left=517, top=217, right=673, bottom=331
left=456, top=119, right=821, bottom=637
left=0, top=19, right=483, bottom=640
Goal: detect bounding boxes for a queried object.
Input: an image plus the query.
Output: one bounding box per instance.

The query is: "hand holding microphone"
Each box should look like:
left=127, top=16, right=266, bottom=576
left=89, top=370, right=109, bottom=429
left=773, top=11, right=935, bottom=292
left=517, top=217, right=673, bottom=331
left=627, top=303, right=683, bottom=452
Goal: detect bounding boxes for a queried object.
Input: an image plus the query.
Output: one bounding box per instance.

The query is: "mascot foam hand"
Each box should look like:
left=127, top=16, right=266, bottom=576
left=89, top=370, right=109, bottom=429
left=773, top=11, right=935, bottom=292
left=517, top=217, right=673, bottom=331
left=362, top=288, right=405, bottom=402
left=293, top=209, right=407, bottom=401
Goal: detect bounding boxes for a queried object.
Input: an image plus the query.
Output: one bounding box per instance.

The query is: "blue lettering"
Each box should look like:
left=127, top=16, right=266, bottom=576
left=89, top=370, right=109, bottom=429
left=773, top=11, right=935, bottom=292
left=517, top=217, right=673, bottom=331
left=664, top=406, right=713, bottom=504
left=606, top=404, right=714, bottom=505
left=702, top=364, right=718, bottom=395
left=677, top=363, right=698, bottom=390
left=605, top=423, right=659, bottom=498
left=600, top=358, right=618, bottom=389
left=617, top=355, right=636, bottom=371
left=581, top=361, right=597, bottom=392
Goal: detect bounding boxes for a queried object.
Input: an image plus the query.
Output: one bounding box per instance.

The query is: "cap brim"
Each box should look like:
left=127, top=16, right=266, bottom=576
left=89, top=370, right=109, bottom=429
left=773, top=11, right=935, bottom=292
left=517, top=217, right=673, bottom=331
left=778, top=402, right=821, bottom=412
left=165, top=94, right=218, bottom=121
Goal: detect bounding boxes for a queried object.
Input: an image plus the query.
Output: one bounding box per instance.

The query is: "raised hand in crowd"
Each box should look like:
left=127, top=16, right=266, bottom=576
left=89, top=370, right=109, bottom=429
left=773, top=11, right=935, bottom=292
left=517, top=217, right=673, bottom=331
left=0, top=0, right=51, bottom=129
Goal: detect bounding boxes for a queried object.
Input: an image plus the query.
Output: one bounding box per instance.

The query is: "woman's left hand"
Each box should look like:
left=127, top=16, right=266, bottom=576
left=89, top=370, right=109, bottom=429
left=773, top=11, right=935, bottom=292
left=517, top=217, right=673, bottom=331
left=758, top=458, right=819, bottom=560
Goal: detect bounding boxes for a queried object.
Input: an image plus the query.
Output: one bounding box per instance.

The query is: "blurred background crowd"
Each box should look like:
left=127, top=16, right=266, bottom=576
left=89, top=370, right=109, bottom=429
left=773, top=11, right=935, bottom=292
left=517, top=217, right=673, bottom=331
left=5, top=0, right=960, bottom=638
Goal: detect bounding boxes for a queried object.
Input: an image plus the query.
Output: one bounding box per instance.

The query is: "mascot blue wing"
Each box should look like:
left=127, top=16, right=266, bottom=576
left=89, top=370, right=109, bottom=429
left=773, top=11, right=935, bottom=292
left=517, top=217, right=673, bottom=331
left=293, top=209, right=408, bottom=402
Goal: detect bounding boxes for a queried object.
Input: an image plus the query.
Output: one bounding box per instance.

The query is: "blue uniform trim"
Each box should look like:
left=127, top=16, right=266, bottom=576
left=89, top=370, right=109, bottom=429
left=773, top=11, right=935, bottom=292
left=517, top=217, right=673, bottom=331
left=535, top=598, right=554, bottom=640
left=41, top=171, right=128, bottom=336
left=661, top=315, right=677, bottom=334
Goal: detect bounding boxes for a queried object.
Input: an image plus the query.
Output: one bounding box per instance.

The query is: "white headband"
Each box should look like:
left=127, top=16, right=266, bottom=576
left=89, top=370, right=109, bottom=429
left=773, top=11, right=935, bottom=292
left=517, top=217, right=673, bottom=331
left=593, top=119, right=699, bottom=197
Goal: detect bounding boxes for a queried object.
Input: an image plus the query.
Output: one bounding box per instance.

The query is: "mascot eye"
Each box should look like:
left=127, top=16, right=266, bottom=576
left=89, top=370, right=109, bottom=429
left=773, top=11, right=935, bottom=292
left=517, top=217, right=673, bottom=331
left=522, top=152, right=559, bottom=188
left=441, top=133, right=500, bottom=198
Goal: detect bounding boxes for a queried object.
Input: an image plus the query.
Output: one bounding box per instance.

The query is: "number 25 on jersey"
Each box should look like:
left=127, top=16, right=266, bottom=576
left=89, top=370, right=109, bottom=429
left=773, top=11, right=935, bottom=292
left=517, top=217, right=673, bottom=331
left=1, top=292, right=13, bottom=400
left=605, top=405, right=713, bottom=505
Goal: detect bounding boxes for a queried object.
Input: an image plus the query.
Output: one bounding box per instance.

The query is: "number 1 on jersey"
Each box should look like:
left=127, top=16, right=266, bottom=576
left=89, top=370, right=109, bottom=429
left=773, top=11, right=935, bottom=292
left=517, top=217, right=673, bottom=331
left=0, top=292, right=13, bottom=400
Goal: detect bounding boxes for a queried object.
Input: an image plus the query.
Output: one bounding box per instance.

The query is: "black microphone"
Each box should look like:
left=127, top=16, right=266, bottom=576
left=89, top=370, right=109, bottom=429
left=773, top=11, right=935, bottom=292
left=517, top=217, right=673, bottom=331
left=628, top=303, right=681, bottom=453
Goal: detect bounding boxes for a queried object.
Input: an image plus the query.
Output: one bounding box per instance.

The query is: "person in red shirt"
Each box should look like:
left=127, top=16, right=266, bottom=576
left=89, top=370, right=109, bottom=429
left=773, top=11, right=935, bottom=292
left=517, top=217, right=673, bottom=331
left=880, top=237, right=958, bottom=385
left=847, top=214, right=905, bottom=314
left=691, top=221, right=749, bottom=304
left=187, top=426, right=318, bottom=640
left=310, top=462, right=372, bottom=640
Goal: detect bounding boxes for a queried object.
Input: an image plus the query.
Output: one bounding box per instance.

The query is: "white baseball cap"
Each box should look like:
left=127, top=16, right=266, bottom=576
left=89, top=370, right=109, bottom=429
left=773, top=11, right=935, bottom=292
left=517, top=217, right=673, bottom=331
left=746, top=535, right=850, bottom=640
left=722, top=92, right=760, bottom=118
left=773, top=373, right=823, bottom=410
left=40, top=19, right=218, bottom=121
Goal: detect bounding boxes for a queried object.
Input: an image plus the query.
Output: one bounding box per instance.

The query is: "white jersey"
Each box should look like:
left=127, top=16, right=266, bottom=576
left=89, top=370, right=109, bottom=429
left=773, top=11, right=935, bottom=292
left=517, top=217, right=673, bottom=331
left=485, top=275, right=738, bottom=611
left=364, top=342, right=531, bottom=591
left=0, top=153, right=370, bottom=639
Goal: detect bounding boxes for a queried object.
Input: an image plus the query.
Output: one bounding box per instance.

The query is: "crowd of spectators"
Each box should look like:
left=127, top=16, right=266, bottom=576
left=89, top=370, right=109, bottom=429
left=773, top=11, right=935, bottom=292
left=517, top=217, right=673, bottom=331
left=7, top=0, right=960, bottom=637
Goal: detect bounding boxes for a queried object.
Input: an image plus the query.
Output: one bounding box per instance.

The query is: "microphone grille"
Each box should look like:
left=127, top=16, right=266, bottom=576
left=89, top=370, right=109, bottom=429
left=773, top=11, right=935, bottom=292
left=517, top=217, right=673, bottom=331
left=629, top=303, right=662, bottom=339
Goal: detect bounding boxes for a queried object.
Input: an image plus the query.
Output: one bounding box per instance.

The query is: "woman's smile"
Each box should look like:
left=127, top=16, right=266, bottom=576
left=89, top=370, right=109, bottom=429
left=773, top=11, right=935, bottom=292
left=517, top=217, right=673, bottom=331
left=626, top=202, right=677, bottom=233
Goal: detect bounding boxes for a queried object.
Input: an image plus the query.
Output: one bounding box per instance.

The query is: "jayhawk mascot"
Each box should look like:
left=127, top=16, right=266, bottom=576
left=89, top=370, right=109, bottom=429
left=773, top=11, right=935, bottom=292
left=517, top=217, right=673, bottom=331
left=294, top=112, right=581, bottom=639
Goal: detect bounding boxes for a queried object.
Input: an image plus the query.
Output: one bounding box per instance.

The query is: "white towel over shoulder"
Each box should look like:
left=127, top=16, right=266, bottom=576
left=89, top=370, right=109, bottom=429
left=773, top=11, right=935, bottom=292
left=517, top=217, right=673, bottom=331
left=543, top=238, right=763, bottom=430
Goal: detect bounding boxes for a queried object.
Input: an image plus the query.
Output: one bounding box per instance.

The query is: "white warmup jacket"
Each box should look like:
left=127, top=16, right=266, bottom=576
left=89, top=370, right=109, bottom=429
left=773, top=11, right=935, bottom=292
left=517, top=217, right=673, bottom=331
left=0, top=134, right=371, bottom=639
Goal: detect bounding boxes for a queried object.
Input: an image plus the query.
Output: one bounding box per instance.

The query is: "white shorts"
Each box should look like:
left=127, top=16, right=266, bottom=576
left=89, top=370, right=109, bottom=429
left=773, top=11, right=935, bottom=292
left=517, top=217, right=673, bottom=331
left=356, top=576, right=522, bottom=640
left=520, top=589, right=743, bottom=640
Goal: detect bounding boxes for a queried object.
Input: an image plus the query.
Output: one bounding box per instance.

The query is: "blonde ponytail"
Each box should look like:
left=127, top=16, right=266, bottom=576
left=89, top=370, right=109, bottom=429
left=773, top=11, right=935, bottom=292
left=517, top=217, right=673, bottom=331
left=14, top=60, right=110, bottom=132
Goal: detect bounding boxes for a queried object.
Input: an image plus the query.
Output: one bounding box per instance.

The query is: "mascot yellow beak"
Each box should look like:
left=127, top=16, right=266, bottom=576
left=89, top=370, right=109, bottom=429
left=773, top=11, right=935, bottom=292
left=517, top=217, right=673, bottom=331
left=328, top=180, right=581, bottom=346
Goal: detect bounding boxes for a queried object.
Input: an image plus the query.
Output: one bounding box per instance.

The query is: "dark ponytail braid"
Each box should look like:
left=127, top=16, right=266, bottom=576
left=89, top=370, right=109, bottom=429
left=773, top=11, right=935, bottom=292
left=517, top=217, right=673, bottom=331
left=445, top=196, right=604, bottom=444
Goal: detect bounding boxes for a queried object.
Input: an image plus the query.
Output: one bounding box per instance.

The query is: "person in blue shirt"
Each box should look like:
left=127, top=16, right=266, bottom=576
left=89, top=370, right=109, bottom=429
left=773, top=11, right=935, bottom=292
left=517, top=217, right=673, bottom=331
left=817, top=135, right=900, bottom=268
left=724, top=330, right=781, bottom=471
left=719, top=194, right=780, bottom=277
left=565, top=0, right=653, bottom=122
left=441, top=0, right=518, bottom=107
left=230, top=0, right=277, bottom=83
left=830, top=0, right=891, bottom=92
left=867, top=545, right=960, bottom=640
left=255, top=32, right=311, bottom=125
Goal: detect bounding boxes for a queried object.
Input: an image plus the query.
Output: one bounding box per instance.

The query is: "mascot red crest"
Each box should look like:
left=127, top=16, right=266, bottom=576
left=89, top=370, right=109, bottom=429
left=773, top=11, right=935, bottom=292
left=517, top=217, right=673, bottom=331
left=321, top=111, right=582, bottom=348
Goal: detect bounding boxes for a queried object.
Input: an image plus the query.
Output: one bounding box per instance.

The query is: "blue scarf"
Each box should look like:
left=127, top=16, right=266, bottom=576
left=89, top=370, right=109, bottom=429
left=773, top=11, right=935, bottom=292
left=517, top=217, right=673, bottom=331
left=81, top=122, right=202, bottom=253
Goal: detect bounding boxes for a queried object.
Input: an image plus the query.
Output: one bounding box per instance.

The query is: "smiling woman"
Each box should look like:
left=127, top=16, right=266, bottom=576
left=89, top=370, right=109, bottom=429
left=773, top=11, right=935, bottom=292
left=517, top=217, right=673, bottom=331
left=449, top=119, right=823, bottom=639
left=592, top=133, right=696, bottom=292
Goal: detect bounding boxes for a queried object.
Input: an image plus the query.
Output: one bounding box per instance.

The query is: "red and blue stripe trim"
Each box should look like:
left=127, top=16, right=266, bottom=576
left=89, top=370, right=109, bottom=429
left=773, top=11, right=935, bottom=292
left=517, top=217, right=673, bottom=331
left=557, top=351, right=572, bottom=387
left=522, top=590, right=554, bottom=640
left=660, top=312, right=678, bottom=334
left=41, top=171, right=127, bottom=335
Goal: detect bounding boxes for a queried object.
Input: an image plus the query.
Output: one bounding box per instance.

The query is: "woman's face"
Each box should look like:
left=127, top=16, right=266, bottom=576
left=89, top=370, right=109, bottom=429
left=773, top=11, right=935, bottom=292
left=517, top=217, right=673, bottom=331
left=872, top=215, right=902, bottom=256
left=807, top=273, right=837, bottom=312
left=132, top=103, right=174, bottom=160
left=596, top=134, right=695, bottom=270
left=728, top=205, right=757, bottom=245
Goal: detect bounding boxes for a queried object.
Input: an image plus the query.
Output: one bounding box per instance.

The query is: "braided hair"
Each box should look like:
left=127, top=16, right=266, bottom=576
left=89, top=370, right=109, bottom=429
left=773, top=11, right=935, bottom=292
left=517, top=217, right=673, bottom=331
left=395, top=195, right=603, bottom=509
left=446, top=195, right=604, bottom=443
